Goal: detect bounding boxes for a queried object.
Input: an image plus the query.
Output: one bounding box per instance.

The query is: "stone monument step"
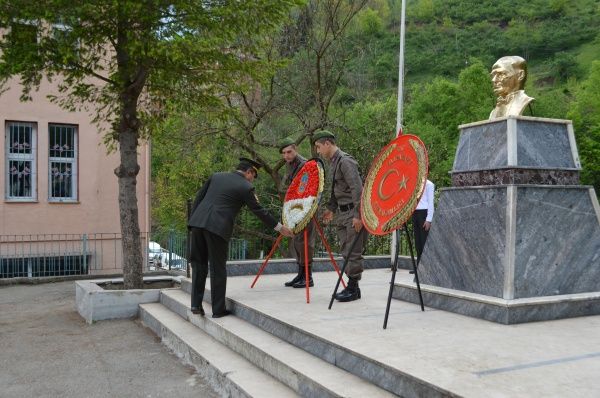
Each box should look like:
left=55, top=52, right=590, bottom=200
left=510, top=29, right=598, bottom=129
left=393, top=279, right=600, bottom=324
left=139, top=302, right=297, bottom=398
left=160, top=288, right=395, bottom=398
left=178, top=278, right=451, bottom=397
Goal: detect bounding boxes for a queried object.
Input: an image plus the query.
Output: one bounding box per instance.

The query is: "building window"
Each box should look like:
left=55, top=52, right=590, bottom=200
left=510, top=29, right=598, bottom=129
left=48, top=124, right=78, bottom=201
left=5, top=122, right=37, bottom=201
left=51, top=22, right=80, bottom=69
left=9, top=21, right=38, bottom=46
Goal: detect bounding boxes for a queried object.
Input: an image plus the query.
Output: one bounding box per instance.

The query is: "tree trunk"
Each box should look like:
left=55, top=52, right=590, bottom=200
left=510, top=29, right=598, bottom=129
left=116, top=98, right=143, bottom=289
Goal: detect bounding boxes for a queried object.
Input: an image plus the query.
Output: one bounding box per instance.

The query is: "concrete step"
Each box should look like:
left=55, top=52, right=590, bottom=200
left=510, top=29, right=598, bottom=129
left=180, top=278, right=449, bottom=398
left=161, top=288, right=395, bottom=397
left=139, top=302, right=297, bottom=398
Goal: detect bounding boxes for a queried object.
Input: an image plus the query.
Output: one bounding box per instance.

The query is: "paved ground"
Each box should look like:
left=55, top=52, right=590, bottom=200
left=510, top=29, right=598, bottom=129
left=0, top=281, right=218, bottom=398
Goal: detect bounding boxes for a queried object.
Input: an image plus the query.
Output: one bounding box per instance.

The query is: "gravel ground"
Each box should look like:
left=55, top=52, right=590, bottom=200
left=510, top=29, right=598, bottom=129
left=0, top=281, right=218, bottom=398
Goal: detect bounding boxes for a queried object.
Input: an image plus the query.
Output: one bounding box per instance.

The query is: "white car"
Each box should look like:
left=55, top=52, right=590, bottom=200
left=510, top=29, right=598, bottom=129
left=148, top=241, right=187, bottom=269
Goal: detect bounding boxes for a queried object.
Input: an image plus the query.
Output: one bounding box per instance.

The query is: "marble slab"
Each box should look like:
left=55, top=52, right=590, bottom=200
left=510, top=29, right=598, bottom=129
left=451, top=169, right=579, bottom=186
left=411, top=185, right=600, bottom=323
left=453, top=119, right=507, bottom=172
left=418, top=187, right=508, bottom=298
left=514, top=186, right=600, bottom=298
left=516, top=120, right=574, bottom=168
left=394, top=281, right=600, bottom=324
left=452, top=117, right=580, bottom=174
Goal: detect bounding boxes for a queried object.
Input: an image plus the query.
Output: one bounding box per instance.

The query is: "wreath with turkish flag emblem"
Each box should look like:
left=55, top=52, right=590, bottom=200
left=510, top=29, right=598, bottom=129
left=282, top=158, right=325, bottom=234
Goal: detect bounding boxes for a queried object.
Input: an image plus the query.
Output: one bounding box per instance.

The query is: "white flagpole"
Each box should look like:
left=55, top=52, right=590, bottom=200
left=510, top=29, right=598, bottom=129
left=395, top=0, right=407, bottom=136
left=391, top=0, right=407, bottom=262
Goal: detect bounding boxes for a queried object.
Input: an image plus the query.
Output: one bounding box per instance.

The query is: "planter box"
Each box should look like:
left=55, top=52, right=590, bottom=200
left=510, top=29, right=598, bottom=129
left=76, top=276, right=181, bottom=324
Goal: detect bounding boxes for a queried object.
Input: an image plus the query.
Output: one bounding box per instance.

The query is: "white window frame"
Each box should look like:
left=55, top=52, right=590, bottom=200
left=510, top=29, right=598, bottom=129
left=9, top=19, right=40, bottom=43
left=5, top=122, right=37, bottom=202
left=48, top=124, right=78, bottom=202
left=51, top=22, right=80, bottom=68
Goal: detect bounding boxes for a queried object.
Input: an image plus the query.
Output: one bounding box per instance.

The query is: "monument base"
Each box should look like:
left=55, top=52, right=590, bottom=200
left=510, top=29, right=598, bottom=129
left=393, top=280, right=600, bottom=324
left=406, top=184, right=600, bottom=324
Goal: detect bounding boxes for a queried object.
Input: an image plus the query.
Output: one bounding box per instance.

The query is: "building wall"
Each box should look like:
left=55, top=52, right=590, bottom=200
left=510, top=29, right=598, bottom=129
left=0, top=77, right=150, bottom=237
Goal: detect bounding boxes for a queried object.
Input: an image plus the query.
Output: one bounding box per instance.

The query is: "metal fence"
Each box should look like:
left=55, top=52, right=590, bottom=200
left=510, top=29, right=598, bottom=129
left=225, top=222, right=413, bottom=260
left=1, top=224, right=415, bottom=279
left=0, top=233, right=155, bottom=278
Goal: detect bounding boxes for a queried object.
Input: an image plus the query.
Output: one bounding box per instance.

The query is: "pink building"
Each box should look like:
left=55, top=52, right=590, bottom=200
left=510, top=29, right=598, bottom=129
left=1, top=76, right=151, bottom=277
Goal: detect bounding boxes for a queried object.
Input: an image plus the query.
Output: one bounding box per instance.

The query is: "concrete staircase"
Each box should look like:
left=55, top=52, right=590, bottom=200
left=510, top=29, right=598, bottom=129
left=140, top=277, right=454, bottom=398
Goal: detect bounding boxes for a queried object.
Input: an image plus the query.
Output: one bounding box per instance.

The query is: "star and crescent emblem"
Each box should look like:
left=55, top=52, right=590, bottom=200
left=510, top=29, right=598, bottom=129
left=377, top=169, right=409, bottom=200
left=361, top=135, right=428, bottom=236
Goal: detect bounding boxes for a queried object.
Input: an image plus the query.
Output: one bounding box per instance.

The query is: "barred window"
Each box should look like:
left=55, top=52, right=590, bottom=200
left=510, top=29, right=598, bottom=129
left=48, top=124, right=78, bottom=201
left=5, top=122, right=37, bottom=201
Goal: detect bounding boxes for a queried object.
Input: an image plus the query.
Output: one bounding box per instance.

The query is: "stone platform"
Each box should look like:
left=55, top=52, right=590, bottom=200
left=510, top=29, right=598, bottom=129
left=141, top=269, right=600, bottom=397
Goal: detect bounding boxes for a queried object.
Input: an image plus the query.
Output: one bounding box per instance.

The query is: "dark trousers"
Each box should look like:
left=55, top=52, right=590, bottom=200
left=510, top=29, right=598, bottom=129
left=190, top=228, right=229, bottom=315
left=412, top=209, right=429, bottom=263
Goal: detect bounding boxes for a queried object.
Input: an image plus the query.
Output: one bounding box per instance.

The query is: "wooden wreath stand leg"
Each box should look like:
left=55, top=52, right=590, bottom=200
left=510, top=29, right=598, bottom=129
left=312, top=217, right=347, bottom=289
left=383, top=224, right=424, bottom=329
left=251, top=217, right=346, bottom=305
left=304, top=229, right=310, bottom=303
left=250, top=234, right=283, bottom=288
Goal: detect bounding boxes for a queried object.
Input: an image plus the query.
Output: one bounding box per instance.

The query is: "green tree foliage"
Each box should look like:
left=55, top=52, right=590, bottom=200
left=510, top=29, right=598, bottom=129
left=395, top=0, right=600, bottom=78
left=403, top=61, right=494, bottom=186
left=0, top=0, right=300, bottom=288
left=149, top=0, right=600, bottom=233
left=568, top=61, right=600, bottom=192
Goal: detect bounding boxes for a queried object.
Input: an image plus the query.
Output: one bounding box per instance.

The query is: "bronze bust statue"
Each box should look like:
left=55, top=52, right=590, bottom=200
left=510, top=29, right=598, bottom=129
left=489, top=56, right=534, bottom=119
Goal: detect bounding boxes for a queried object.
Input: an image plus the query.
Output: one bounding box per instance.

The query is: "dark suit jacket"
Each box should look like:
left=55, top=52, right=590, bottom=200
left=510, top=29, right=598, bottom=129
left=188, top=171, right=278, bottom=241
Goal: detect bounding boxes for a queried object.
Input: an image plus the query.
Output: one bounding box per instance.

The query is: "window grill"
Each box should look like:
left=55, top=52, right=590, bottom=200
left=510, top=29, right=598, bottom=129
left=48, top=124, right=77, bottom=201
left=5, top=122, right=37, bottom=201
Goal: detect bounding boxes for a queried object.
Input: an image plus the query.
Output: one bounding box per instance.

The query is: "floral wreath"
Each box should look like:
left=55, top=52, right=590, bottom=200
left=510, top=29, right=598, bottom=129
left=282, top=158, right=325, bottom=234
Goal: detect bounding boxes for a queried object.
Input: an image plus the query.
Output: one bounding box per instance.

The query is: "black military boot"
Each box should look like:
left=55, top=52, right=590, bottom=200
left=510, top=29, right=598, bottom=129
left=284, top=265, right=303, bottom=287
left=292, top=266, right=314, bottom=288
left=335, top=278, right=361, bottom=302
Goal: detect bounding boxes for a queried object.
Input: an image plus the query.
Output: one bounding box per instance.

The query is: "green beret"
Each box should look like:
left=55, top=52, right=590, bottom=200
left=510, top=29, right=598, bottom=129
left=311, top=130, right=335, bottom=143
left=278, top=137, right=296, bottom=152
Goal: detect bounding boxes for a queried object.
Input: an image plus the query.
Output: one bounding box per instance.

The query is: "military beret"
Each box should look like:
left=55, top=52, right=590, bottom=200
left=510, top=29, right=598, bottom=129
left=238, top=157, right=261, bottom=174
left=278, top=137, right=296, bottom=152
left=311, top=130, right=335, bottom=143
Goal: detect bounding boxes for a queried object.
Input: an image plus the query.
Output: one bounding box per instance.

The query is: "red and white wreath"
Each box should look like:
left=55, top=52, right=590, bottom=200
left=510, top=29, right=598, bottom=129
left=282, top=159, right=325, bottom=234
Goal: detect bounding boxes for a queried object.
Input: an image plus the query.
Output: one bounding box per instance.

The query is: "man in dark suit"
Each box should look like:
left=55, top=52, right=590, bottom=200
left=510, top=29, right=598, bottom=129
left=188, top=158, right=294, bottom=318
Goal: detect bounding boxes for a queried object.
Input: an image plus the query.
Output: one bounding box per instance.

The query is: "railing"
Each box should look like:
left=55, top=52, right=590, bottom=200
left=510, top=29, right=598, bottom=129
left=0, top=233, right=156, bottom=279
left=1, top=223, right=414, bottom=279
left=219, top=222, right=413, bottom=261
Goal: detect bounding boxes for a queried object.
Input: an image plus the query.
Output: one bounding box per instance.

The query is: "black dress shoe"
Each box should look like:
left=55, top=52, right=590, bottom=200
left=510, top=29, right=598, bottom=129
left=284, top=274, right=302, bottom=287
left=292, top=276, right=314, bottom=288
left=191, top=306, right=205, bottom=316
left=212, top=310, right=231, bottom=318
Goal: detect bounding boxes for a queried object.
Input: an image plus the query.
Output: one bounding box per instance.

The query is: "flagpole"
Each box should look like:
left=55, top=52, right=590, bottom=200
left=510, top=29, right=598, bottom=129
left=391, top=0, right=407, bottom=262
left=396, top=0, right=407, bottom=136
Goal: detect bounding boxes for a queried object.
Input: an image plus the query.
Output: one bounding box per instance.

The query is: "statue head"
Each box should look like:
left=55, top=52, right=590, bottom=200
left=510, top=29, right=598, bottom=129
left=490, top=56, right=528, bottom=97
left=489, top=56, right=534, bottom=119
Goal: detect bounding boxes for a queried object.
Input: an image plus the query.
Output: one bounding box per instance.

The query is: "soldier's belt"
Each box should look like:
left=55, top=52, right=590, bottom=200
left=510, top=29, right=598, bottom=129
left=338, top=203, right=354, bottom=212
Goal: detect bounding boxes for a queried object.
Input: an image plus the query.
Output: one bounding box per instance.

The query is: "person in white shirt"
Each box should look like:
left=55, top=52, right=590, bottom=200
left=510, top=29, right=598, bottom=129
left=412, top=179, right=435, bottom=263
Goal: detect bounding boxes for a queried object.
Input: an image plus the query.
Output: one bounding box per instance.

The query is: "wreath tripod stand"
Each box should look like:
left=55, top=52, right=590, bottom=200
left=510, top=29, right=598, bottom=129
left=251, top=216, right=347, bottom=303
left=327, top=223, right=424, bottom=329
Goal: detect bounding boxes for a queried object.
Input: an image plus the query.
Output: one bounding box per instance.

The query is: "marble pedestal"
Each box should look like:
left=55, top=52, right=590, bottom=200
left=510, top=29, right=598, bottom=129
left=394, top=117, right=600, bottom=323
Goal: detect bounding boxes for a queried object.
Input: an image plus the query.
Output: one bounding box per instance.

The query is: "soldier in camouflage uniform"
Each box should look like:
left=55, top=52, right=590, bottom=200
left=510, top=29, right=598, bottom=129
left=313, top=131, right=368, bottom=302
